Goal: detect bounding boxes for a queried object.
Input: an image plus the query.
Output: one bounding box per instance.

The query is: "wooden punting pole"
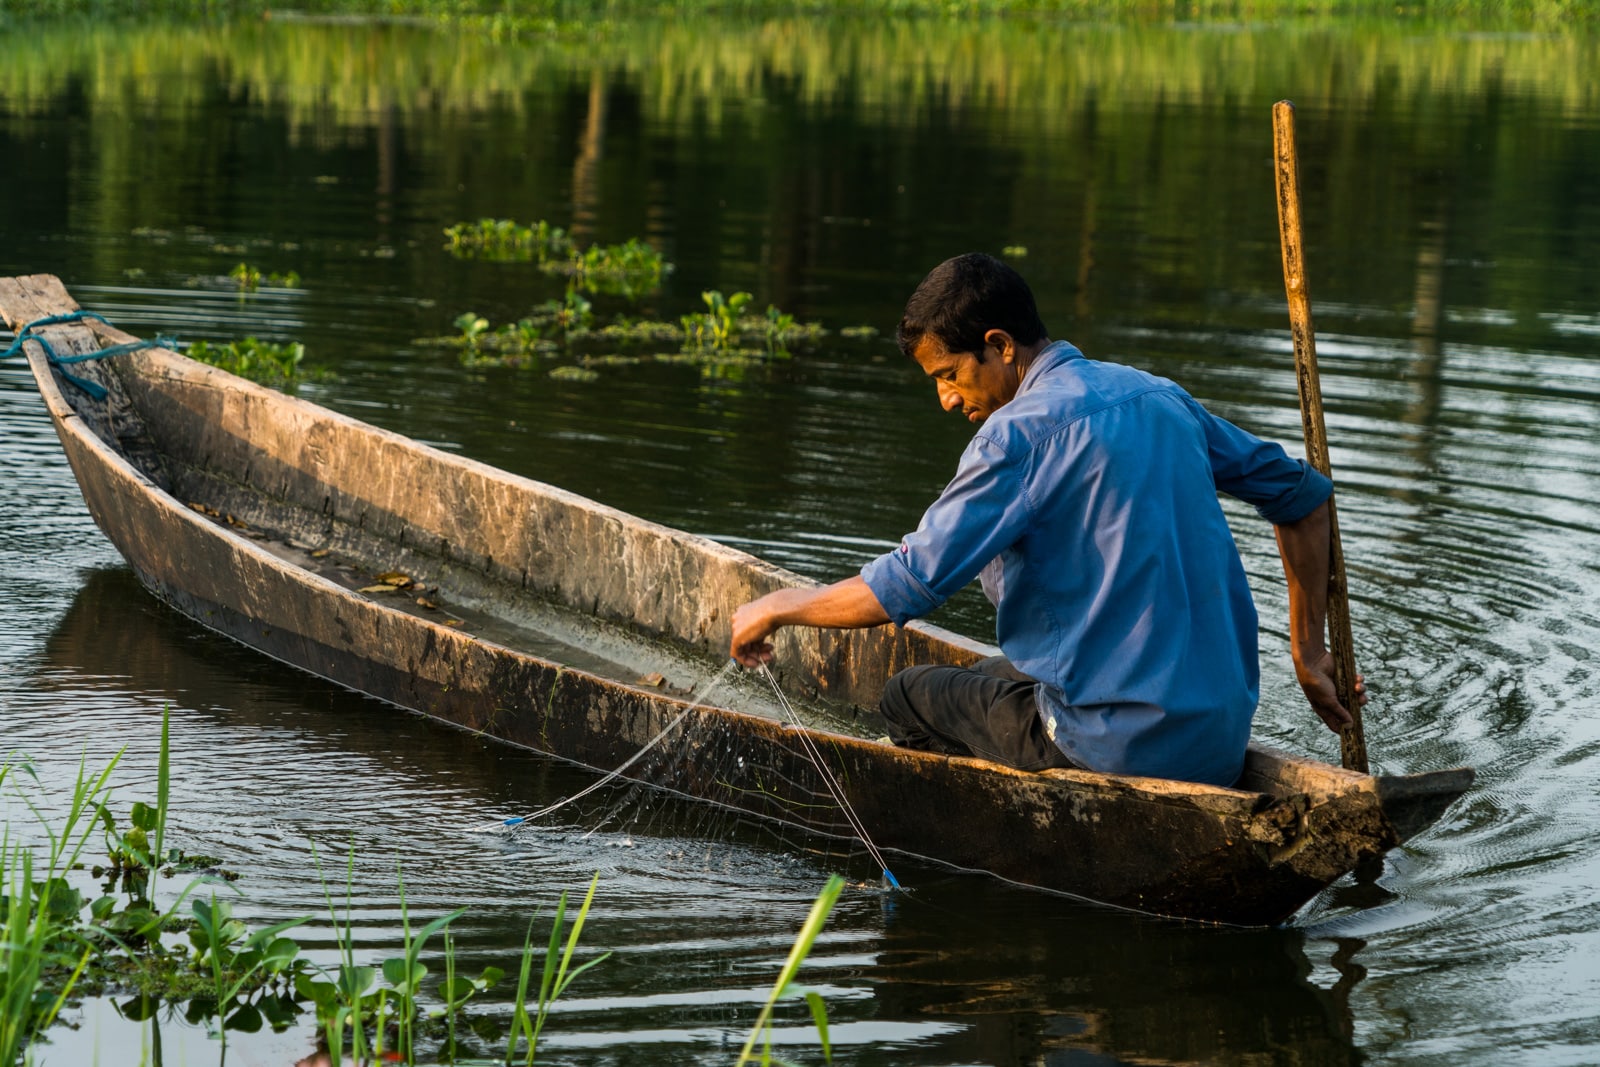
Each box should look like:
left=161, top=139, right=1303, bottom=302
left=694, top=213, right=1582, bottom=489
left=1271, top=100, right=1370, bottom=774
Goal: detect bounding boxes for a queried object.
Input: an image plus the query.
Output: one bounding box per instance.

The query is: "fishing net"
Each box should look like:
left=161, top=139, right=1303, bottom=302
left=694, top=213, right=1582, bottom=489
left=474, top=662, right=898, bottom=891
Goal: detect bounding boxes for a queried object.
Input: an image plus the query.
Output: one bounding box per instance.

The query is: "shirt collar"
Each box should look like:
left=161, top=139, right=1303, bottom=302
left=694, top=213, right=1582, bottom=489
left=1017, top=340, right=1083, bottom=395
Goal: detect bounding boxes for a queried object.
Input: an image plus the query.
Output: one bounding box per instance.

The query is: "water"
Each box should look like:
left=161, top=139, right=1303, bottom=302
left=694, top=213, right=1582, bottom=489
left=2, top=14, right=1598, bottom=1065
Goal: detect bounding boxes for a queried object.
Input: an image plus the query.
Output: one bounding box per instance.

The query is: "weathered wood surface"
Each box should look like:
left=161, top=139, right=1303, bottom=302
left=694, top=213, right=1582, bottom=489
left=1, top=274, right=1474, bottom=924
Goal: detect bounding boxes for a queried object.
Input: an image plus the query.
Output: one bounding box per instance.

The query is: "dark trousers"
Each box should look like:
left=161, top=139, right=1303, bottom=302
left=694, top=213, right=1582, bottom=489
left=879, top=656, right=1080, bottom=772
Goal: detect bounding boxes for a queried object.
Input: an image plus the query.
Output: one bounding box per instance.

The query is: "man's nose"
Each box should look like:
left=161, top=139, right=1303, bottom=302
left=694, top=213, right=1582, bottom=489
left=936, top=382, right=961, bottom=411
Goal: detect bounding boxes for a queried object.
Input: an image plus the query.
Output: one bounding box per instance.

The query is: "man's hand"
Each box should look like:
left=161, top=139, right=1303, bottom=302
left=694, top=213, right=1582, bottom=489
left=730, top=595, right=782, bottom=667
left=1293, top=646, right=1366, bottom=734
left=727, top=577, right=891, bottom=668
left=1274, top=500, right=1372, bottom=734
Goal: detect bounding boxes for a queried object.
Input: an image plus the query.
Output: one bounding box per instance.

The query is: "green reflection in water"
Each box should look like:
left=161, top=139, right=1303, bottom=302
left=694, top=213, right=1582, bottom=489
left=2, top=17, right=1595, bottom=121
left=2, top=0, right=1595, bottom=29
left=3, top=17, right=1594, bottom=338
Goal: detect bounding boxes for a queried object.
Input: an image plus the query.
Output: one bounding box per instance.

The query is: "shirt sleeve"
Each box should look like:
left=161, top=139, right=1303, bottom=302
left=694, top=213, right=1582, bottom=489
left=1185, top=397, right=1333, bottom=524
left=860, top=434, right=1034, bottom=626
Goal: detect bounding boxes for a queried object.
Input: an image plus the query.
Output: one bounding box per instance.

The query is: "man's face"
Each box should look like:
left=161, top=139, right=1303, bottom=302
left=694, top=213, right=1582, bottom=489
left=911, top=333, right=1020, bottom=423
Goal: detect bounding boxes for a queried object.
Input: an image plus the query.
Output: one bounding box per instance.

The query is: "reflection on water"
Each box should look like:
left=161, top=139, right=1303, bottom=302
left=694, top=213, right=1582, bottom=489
left=2, top=12, right=1599, bottom=1066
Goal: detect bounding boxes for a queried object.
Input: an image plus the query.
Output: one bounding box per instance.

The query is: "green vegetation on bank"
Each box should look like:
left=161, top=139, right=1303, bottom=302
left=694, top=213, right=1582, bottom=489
left=2, top=18, right=1590, bottom=139
left=3, top=14, right=1590, bottom=361
left=0, top=0, right=1591, bottom=31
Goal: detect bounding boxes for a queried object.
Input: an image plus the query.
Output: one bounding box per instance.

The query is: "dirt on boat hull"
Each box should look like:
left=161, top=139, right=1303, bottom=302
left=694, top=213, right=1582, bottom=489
left=2, top=274, right=1473, bottom=925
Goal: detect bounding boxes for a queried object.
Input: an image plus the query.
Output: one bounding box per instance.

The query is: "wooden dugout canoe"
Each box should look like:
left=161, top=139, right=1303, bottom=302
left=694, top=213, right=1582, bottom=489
left=2, top=274, right=1473, bottom=925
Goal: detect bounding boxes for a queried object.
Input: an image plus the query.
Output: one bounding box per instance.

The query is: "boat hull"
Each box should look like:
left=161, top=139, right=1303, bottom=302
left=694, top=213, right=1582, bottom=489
left=1, top=275, right=1473, bottom=924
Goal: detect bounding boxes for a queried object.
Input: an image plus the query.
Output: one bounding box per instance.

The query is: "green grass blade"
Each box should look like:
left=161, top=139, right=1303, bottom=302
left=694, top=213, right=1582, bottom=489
left=413, top=907, right=468, bottom=946
left=556, top=951, right=611, bottom=989
left=151, top=705, right=171, bottom=901
left=537, top=890, right=568, bottom=1009
left=735, top=875, right=845, bottom=1067
left=527, top=890, right=568, bottom=1061
left=507, top=911, right=539, bottom=1067
left=804, top=990, right=832, bottom=1063
left=771, top=875, right=844, bottom=996
left=550, top=873, right=600, bottom=998
left=242, top=915, right=312, bottom=949
left=395, top=857, right=413, bottom=1065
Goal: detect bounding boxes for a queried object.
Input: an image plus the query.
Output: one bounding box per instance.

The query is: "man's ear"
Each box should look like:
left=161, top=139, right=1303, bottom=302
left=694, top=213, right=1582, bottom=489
left=984, top=329, right=1016, bottom=363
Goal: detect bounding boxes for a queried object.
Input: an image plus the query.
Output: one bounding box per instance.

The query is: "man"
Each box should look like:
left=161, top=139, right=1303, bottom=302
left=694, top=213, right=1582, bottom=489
left=730, top=253, right=1362, bottom=787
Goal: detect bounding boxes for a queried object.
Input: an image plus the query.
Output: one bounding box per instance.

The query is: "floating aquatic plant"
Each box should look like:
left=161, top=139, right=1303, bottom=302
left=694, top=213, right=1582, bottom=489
left=188, top=895, right=309, bottom=1052
left=429, top=286, right=829, bottom=381
left=681, top=290, right=824, bottom=357
left=540, top=288, right=595, bottom=334
left=567, top=237, right=668, bottom=298
left=454, top=312, right=491, bottom=351
left=681, top=289, right=751, bottom=351
left=450, top=293, right=592, bottom=369
left=444, top=218, right=572, bottom=262
left=184, top=337, right=324, bottom=390
left=229, top=263, right=301, bottom=291
left=592, top=317, right=685, bottom=345
left=442, top=218, right=669, bottom=298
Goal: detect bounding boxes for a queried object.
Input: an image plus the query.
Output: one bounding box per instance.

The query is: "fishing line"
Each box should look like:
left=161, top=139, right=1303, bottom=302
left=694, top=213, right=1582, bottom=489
left=476, top=655, right=902, bottom=892
left=757, top=662, right=902, bottom=891
left=470, top=658, right=739, bottom=833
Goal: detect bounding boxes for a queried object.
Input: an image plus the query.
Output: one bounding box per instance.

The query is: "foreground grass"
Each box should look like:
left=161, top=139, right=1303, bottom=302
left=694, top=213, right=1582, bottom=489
left=2, top=714, right=845, bottom=1065
left=0, top=757, right=107, bottom=1067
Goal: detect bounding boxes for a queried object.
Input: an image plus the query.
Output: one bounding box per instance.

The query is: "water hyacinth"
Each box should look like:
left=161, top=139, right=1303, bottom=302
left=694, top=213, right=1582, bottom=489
left=444, top=219, right=669, bottom=298
left=184, top=338, right=319, bottom=390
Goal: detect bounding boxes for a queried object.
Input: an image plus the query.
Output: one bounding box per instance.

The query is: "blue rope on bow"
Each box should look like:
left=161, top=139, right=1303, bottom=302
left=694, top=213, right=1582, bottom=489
left=0, top=309, right=169, bottom=400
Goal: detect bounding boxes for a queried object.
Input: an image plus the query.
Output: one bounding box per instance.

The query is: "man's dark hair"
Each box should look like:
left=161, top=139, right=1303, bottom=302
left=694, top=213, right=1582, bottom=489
left=897, top=253, right=1048, bottom=360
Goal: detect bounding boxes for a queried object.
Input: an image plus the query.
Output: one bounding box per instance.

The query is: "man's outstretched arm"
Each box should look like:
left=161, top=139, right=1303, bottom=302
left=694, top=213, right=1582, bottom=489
left=730, top=576, right=891, bottom=667
left=1273, top=500, right=1365, bottom=732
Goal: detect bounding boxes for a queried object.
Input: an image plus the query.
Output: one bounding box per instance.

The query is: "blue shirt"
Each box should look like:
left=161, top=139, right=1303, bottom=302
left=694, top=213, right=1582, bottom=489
left=861, top=341, right=1333, bottom=786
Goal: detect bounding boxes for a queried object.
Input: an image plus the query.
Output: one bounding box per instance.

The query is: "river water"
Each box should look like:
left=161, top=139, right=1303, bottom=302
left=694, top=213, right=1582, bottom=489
left=1, top=14, right=1597, bottom=1066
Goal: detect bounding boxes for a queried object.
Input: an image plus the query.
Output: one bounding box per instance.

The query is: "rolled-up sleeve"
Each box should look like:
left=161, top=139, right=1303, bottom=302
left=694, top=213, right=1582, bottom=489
left=1186, top=398, right=1333, bottom=524
left=861, top=435, right=1033, bottom=626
